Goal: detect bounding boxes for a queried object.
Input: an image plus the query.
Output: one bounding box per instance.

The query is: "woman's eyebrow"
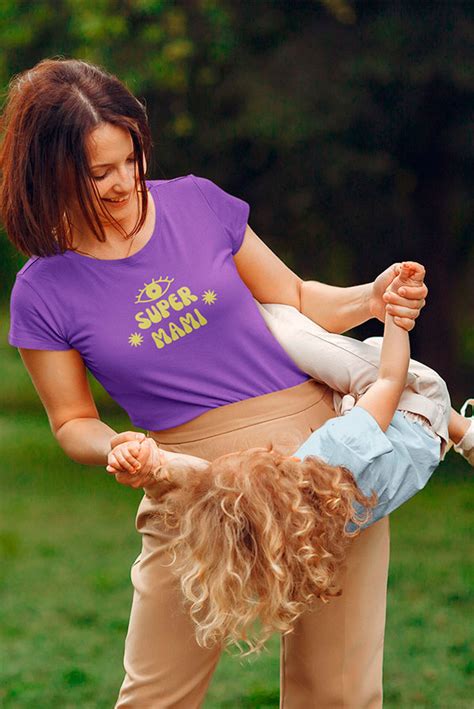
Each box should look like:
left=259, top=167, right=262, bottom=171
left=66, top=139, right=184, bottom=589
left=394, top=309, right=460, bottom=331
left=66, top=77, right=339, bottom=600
left=90, top=152, right=135, bottom=169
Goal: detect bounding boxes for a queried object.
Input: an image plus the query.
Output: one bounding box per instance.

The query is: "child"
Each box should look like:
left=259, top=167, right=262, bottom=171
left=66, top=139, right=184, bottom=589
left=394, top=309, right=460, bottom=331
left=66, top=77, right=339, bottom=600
left=107, top=262, right=473, bottom=653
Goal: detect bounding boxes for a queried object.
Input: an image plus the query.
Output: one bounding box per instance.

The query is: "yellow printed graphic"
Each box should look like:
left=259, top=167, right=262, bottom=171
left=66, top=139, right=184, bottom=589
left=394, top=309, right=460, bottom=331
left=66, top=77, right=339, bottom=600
left=129, top=332, right=144, bottom=347
left=202, top=289, right=217, bottom=305
left=130, top=278, right=215, bottom=352
left=135, top=286, right=198, bottom=329
left=151, top=309, right=208, bottom=350
left=135, top=277, right=174, bottom=304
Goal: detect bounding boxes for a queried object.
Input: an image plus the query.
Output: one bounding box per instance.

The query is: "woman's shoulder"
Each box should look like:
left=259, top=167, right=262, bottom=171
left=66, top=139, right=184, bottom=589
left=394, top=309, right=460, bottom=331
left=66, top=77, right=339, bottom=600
left=146, top=174, right=195, bottom=192
left=146, top=173, right=222, bottom=197
left=12, top=250, right=74, bottom=299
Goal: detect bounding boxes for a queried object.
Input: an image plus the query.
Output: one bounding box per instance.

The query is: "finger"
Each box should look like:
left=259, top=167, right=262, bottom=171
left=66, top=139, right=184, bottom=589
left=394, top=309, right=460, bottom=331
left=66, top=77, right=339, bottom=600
left=386, top=304, right=421, bottom=319
left=142, top=443, right=161, bottom=475
left=393, top=316, right=416, bottom=331
left=401, top=261, right=425, bottom=281
left=385, top=284, right=427, bottom=301
left=109, top=431, right=146, bottom=448
left=114, top=448, right=140, bottom=473
left=139, top=445, right=157, bottom=477
left=399, top=284, right=428, bottom=300
left=124, top=442, right=146, bottom=466
left=106, top=459, right=132, bottom=475
left=107, top=453, right=121, bottom=469
left=135, top=439, right=152, bottom=466
left=106, top=464, right=123, bottom=474
left=136, top=439, right=161, bottom=475
left=380, top=263, right=401, bottom=289
left=383, top=292, right=425, bottom=310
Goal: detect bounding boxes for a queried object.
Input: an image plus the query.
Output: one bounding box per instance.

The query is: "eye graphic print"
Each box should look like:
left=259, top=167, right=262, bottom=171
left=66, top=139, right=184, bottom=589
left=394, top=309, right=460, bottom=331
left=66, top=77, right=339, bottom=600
left=135, top=277, right=174, bottom=304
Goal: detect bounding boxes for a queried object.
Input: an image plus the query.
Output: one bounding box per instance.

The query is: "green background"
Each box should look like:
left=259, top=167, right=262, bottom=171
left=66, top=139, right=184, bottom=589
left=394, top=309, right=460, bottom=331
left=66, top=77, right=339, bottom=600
left=1, top=1, right=473, bottom=706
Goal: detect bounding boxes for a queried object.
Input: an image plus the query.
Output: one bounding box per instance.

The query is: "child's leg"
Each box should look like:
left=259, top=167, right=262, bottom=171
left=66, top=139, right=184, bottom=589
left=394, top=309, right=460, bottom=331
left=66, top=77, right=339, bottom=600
left=257, top=300, right=406, bottom=396
left=449, top=409, right=471, bottom=443
left=256, top=300, right=451, bottom=446
left=451, top=399, right=474, bottom=465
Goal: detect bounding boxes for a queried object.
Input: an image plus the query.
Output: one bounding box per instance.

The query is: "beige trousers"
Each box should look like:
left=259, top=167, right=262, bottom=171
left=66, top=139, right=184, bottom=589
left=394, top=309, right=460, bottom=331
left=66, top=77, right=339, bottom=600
left=115, top=380, right=389, bottom=708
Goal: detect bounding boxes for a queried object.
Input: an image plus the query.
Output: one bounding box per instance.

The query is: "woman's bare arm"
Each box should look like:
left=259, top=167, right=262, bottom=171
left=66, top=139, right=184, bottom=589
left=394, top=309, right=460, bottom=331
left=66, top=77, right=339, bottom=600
left=18, top=348, right=119, bottom=466
left=233, top=225, right=427, bottom=333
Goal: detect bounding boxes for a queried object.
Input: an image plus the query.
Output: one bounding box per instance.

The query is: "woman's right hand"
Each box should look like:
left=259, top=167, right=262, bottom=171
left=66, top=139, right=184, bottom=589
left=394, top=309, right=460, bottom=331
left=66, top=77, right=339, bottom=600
left=106, top=431, right=210, bottom=489
left=106, top=432, right=165, bottom=489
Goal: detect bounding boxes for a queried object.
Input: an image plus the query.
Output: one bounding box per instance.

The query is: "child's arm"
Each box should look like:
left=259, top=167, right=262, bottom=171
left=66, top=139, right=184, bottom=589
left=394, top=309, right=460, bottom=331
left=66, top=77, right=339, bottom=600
left=106, top=436, right=209, bottom=489
left=355, top=262, right=423, bottom=431
left=355, top=314, right=409, bottom=431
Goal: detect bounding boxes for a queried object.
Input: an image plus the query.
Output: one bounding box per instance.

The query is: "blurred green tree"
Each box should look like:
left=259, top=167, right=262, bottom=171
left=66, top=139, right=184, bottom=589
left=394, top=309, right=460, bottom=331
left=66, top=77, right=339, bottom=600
left=1, top=0, right=472, bottom=393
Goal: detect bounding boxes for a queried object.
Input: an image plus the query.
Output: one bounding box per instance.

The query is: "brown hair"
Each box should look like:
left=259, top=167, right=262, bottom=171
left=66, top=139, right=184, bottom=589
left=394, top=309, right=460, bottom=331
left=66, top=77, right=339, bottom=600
left=151, top=447, right=377, bottom=655
left=0, top=58, right=152, bottom=257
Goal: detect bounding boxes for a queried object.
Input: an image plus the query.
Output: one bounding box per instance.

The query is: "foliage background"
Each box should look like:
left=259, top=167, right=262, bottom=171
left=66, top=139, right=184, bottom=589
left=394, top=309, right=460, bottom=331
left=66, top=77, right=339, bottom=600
left=0, top=0, right=473, bottom=392
left=0, top=0, right=473, bottom=706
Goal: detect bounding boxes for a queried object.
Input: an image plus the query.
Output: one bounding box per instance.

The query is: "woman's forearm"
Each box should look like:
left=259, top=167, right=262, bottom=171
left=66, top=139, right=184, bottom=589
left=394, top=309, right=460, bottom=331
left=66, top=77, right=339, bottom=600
left=55, top=417, right=117, bottom=466
left=300, top=280, right=373, bottom=333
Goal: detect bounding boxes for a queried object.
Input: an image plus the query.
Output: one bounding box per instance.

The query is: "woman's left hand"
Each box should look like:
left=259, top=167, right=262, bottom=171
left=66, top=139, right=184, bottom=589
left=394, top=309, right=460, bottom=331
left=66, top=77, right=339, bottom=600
left=369, top=262, right=428, bottom=331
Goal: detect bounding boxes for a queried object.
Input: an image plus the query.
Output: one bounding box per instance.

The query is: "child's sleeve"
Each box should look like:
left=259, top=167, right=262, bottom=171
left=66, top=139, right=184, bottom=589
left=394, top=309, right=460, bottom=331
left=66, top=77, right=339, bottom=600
left=191, top=175, right=250, bottom=255
left=294, top=408, right=439, bottom=527
left=8, top=276, right=72, bottom=350
left=295, top=407, right=393, bottom=481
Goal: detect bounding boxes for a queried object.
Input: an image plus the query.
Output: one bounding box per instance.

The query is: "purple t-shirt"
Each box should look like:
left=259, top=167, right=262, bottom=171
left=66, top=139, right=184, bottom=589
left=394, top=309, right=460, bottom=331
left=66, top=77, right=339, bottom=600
left=9, top=175, right=309, bottom=430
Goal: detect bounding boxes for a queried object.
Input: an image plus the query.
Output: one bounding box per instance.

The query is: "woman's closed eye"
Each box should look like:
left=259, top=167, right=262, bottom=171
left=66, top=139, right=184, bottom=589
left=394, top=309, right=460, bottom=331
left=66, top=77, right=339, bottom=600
left=92, top=157, right=136, bottom=181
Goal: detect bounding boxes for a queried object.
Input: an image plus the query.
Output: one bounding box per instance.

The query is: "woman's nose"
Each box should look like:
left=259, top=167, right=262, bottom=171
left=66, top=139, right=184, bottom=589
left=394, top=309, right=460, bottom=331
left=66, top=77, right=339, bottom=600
left=114, top=164, right=135, bottom=191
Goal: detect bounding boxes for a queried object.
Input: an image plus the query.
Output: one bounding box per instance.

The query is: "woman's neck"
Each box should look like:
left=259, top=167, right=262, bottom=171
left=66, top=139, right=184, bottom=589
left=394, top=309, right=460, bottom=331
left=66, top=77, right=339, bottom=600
left=68, top=189, right=155, bottom=259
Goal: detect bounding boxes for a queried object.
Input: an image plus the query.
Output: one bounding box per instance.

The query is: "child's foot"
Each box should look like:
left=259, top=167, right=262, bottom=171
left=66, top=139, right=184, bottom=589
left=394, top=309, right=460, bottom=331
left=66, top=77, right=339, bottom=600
left=453, top=399, right=474, bottom=466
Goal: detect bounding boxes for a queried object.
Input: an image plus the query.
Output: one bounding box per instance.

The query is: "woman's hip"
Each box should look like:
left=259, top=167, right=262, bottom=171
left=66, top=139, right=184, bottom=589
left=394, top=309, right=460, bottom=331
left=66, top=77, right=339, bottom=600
left=147, top=379, right=335, bottom=461
left=136, top=380, right=335, bottom=532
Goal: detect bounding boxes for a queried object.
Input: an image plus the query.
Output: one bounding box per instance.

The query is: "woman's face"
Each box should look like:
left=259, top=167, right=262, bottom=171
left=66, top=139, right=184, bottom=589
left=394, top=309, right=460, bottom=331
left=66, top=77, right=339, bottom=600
left=85, top=122, right=143, bottom=226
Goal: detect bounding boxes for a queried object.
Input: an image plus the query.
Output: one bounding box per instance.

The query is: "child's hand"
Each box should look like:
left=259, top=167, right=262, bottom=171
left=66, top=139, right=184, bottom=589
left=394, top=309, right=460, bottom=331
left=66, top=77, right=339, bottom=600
left=389, top=261, right=425, bottom=291
left=370, top=262, right=427, bottom=330
left=106, top=437, right=166, bottom=489
left=384, top=261, right=426, bottom=330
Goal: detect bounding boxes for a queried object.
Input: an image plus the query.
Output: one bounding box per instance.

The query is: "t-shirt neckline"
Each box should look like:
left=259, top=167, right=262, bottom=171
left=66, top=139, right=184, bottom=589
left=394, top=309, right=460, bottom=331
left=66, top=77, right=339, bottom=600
left=63, top=182, right=161, bottom=264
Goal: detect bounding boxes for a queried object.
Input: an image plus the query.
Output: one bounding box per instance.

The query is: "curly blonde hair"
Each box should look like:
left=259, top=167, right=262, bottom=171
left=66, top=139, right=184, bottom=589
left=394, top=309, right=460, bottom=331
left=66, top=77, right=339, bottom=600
left=151, top=448, right=376, bottom=654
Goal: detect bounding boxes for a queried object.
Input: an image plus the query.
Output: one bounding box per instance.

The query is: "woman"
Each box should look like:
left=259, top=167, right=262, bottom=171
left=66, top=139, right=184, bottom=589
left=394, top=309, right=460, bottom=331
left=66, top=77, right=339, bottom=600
left=2, top=58, right=427, bottom=707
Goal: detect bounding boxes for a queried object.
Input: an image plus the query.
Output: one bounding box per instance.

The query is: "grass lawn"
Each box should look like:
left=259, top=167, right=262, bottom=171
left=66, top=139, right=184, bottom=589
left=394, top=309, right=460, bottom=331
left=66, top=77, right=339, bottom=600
left=1, top=326, right=473, bottom=707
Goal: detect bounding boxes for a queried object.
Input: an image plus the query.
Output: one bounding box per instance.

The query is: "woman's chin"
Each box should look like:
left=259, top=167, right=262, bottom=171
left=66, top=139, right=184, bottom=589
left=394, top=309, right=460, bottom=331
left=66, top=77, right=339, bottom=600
left=99, top=193, right=139, bottom=226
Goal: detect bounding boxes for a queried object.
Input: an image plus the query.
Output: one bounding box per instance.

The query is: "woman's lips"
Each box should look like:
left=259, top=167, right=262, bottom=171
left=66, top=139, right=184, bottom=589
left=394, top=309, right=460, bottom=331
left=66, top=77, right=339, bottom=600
left=102, top=193, right=131, bottom=207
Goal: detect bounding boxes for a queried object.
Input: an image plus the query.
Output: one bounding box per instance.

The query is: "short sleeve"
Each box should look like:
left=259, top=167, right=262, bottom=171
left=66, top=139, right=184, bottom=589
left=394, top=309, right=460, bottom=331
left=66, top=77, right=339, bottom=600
left=295, top=407, right=393, bottom=479
left=294, top=407, right=440, bottom=527
left=191, top=175, right=250, bottom=255
left=8, top=277, right=72, bottom=351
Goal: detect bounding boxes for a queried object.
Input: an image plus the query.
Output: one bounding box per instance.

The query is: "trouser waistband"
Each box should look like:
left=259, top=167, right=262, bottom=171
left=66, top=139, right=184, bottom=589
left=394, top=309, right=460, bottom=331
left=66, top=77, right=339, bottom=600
left=147, top=379, right=330, bottom=445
